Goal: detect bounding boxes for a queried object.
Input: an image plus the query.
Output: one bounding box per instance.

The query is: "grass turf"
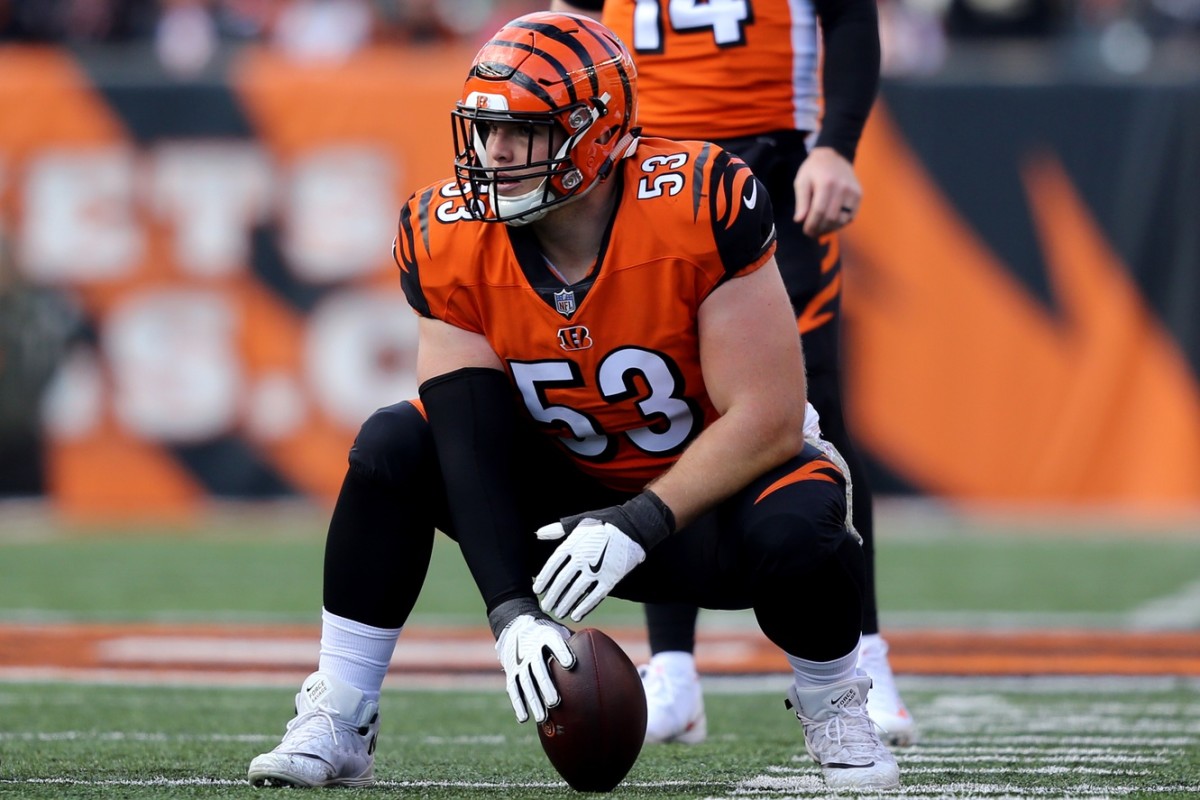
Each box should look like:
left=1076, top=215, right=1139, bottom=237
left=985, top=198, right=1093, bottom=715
left=3, top=506, right=1199, bottom=798
left=1, top=678, right=1198, bottom=798
left=1, top=522, right=1198, bottom=624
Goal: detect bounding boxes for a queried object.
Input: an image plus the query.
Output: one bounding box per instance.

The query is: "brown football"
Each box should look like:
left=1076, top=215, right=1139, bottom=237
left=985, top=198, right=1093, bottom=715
left=536, top=627, right=647, bottom=792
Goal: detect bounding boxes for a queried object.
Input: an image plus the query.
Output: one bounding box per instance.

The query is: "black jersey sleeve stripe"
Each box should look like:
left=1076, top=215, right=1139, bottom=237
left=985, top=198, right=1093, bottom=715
left=707, top=149, right=776, bottom=280
left=395, top=196, right=417, bottom=268
left=692, top=142, right=712, bottom=222
left=396, top=193, right=432, bottom=318
left=417, top=185, right=435, bottom=256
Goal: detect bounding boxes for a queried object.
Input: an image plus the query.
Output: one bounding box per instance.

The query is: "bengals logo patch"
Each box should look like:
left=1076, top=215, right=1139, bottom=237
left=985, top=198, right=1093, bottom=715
left=557, top=326, right=592, bottom=351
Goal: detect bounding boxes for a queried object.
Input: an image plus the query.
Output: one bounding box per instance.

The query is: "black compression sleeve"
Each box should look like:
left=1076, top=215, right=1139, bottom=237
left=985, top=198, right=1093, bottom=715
left=420, top=367, right=535, bottom=615
left=812, top=0, right=881, bottom=162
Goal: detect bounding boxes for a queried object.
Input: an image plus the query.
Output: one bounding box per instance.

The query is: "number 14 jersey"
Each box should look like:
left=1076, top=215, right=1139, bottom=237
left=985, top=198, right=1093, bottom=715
left=602, top=0, right=821, bottom=140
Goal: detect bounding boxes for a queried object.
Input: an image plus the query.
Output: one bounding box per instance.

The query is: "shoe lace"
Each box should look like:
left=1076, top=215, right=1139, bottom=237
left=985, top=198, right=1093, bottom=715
left=799, top=705, right=882, bottom=761
left=283, top=703, right=344, bottom=748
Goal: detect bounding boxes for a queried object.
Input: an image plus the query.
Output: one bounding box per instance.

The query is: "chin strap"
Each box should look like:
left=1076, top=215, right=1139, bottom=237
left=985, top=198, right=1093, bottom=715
left=617, top=133, right=641, bottom=159
left=596, top=132, right=640, bottom=183
left=500, top=131, right=640, bottom=227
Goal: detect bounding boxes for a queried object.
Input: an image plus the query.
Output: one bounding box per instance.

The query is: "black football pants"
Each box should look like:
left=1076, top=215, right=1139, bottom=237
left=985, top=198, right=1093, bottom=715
left=323, top=400, right=864, bottom=663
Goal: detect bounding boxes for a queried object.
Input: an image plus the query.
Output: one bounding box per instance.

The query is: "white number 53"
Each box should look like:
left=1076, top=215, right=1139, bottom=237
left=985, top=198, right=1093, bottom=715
left=637, top=152, right=688, bottom=199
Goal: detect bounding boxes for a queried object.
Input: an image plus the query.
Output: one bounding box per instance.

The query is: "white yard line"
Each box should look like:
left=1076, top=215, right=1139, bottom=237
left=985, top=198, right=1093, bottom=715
left=3, top=681, right=1198, bottom=799
left=1127, top=578, right=1200, bottom=628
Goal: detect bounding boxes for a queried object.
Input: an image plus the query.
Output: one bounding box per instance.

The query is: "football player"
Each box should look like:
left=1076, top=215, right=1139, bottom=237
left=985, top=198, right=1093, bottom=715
left=247, top=12, right=899, bottom=792
left=550, top=0, right=919, bottom=747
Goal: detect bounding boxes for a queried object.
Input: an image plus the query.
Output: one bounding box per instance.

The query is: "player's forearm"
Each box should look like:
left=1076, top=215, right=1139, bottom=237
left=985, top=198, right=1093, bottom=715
left=420, top=367, right=538, bottom=614
left=651, top=260, right=809, bottom=528
left=646, top=402, right=806, bottom=530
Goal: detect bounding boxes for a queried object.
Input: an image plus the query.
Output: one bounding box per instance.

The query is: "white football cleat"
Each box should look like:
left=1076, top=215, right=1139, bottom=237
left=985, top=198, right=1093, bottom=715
left=248, top=672, right=379, bottom=787
left=858, top=633, right=919, bottom=746
left=786, top=672, right=901, bottom=791
left=639, top=655, right=707, bottom=744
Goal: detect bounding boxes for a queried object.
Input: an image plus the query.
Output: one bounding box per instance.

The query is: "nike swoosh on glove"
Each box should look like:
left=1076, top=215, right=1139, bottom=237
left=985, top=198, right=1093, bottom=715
left=533, top=490, right=674, bottom=622
left=494, top=612, right=575, bottom=724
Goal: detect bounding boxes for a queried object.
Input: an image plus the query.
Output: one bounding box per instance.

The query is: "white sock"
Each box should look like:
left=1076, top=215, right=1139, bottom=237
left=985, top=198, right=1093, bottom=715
left=649, top=650, right=697, bottom=678
left=318, top=607, right=402, bottom=702
left=786, top=636, right=860, bottom=689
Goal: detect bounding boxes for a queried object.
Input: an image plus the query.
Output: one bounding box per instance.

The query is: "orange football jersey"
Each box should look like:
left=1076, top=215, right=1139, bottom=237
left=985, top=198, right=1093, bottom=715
left=396, top=138, right=776, bottom=492
left=602, top=0, right=821, bottom=139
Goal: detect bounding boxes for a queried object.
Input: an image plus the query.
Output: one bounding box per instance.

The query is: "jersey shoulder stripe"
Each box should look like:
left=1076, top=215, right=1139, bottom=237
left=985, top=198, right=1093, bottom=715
left=624, top=137, right=776, bottom=284
left=395, top=178, right=505, bottom=330
left=394, top=184, right=439, bottom=318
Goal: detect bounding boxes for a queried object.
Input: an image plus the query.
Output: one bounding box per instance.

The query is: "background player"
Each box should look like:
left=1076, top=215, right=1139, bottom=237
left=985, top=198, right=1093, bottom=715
left=551, top=0, right=918, bottom=747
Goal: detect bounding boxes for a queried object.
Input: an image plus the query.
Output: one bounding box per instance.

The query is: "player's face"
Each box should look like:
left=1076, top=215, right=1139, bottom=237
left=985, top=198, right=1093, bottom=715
left=479, top=120, right=553, bottom=196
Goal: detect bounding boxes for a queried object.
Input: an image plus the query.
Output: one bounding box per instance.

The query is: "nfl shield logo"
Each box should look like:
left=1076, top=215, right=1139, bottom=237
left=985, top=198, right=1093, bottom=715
left=554, top=288, right=576, bottom=315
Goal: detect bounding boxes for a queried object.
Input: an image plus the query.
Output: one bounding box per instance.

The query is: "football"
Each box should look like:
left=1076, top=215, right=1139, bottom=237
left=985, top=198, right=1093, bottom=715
left=537, top=627, right=647, bottom=792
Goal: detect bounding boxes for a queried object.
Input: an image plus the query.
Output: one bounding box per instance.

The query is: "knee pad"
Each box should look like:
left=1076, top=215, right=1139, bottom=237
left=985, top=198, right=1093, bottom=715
left=347, top=401, right=434, bottom=485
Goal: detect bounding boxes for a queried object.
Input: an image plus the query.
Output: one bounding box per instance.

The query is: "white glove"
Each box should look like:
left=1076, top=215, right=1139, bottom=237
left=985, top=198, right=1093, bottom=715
left=534, top=517, right=647, bottom=622
left=494, top=613, right=575, bottom=723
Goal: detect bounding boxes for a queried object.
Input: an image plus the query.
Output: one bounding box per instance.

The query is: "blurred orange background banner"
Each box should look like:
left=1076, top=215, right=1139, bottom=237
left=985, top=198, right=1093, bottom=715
left=0, top=44, right=1196, bottom=521
left=843, top=103, right=1200, bottom=515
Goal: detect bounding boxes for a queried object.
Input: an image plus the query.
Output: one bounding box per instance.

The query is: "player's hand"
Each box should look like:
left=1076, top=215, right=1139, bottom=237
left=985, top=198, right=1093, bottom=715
left=793, top=146, right=862, bottom=238
left=494, top=613, right=575, bottom=723
left=533, top=491, right=674, bottom=622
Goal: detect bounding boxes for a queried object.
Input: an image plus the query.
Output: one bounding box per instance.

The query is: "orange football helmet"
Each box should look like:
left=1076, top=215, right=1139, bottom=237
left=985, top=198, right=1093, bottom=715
left=452, top=12, right=639, bottom=225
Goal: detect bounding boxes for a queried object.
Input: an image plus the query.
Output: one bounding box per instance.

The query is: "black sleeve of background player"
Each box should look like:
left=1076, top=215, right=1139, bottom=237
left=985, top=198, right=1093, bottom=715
left=420, top=367, right=536, bottom=614
left=560, top=0, right=604, bottom=8
left=812, top=0, right=881, bottom=163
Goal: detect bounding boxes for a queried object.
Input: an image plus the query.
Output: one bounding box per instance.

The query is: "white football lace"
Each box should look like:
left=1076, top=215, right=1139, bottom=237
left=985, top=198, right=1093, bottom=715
left=799, top=705, right=880, bottom=761
left=283, top=704, right=342, bottom=748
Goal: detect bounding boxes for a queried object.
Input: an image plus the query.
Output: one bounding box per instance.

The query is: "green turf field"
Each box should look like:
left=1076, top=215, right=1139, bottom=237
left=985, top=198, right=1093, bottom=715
left=1, top=677, right=1198, bottom=798
left=1, top=502, right=1198, bottom=798
left=1, top=503, right=1198, bottom=627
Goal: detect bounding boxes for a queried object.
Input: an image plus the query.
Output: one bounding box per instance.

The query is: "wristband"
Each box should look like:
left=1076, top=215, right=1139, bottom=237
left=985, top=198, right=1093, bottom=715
left=618, top=490, right=676, bottom=551
left=488, top=596, right=543, bottom=639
